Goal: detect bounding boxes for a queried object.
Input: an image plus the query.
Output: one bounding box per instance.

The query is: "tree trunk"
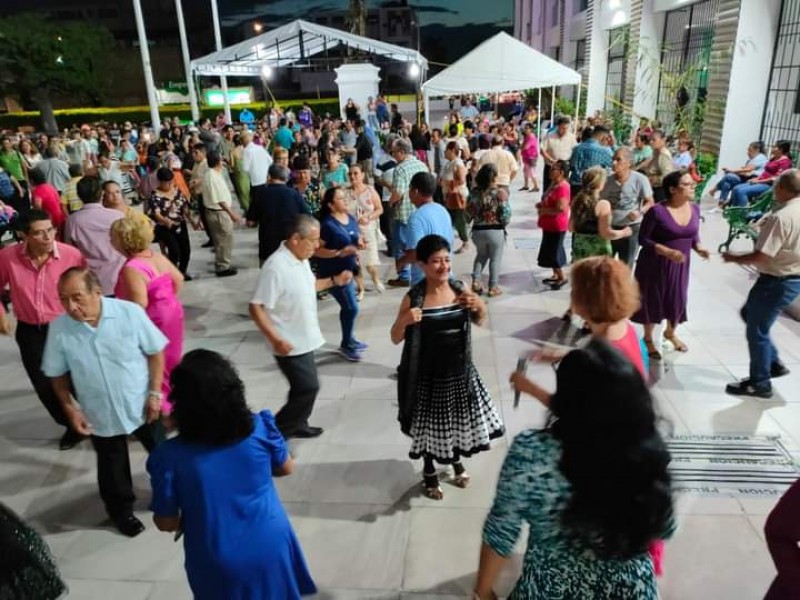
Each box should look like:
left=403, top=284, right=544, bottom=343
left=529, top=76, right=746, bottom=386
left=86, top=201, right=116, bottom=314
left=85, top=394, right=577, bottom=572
left=32, top=92, right=58, bottom=135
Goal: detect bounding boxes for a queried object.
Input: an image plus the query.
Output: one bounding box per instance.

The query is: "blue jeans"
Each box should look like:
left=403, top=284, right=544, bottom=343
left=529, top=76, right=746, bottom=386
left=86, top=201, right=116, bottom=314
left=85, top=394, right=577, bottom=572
left=742, top=275, right=800, bottom=390
left=392, top=220, right=410, bottom=280
left=329, top=280, right=360, bottom=350
left=731, top=182, right=771, bottom=208
left=717, top=173, right=744, bottom=203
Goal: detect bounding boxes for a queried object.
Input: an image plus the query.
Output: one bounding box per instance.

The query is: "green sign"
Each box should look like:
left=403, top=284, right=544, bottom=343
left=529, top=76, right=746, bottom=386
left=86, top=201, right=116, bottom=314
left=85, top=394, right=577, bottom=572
left=203, top=87, right=254, bottom=106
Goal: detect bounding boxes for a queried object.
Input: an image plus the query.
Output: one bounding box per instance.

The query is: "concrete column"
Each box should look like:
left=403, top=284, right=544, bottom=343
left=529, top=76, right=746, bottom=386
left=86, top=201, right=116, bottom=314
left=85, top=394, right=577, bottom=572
left=630, top=0, right=665, bottom=122
left=585, top=2, right=610, bottom=115
left=711, top=0, right=781, bottom=168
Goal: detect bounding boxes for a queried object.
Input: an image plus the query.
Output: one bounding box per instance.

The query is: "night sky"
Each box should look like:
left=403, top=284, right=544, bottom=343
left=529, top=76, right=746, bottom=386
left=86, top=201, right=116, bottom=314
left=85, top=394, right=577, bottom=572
left=220, top=0, right=513, bottom=28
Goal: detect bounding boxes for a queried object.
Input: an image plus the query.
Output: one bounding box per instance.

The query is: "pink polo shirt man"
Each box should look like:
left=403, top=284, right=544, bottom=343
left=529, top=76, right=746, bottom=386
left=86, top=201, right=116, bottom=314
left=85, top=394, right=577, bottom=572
left=64, top=203, right=126, bottom=296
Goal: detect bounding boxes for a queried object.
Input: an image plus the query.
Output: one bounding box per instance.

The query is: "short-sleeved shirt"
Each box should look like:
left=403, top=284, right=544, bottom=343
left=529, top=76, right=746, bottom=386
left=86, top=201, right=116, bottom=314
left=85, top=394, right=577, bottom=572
left=746, top=153, right=768, bottom=177
left=478, top=148, right=519, bottom=187
left=41, top=298, right=168, bottom=437
left=250, top=243, right=324, bottom=356
left=538, top=180, right=570, bottom=232
left=406, top=201, right=454, bottom=284
left=603, top=171, right=653, bottom=227
left=756, top=197, right=800, bottom=278
left=542, top=132, right=577, bottom=162
left=149, top=190, right=189, bottom=223
left=246, top=184, right=311, bottom=261
left=392, top=156, right=429, bottom=224
left=0, top=150, right=25, bottom=181
left=569, top=139, right=613, bottom=185
left=633, top=145, right=653, bottom=167
left=321, top=163, right=349, bottom=189
left=201, top=168, right=232, bottom=210
left=318, top=214, right=359, bottom=278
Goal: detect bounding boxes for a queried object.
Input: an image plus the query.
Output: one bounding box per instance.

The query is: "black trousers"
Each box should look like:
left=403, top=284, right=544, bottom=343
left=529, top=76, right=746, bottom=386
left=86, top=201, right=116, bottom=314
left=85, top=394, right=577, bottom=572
left=154, top=224, right=191, bottom=275
left=15, top=321, right=71, bottom=429
left=274, top=351, right=320, bottom=437
left=610, top=223, right=641, bottom=268
left=91, top=421, right=164, bottom=518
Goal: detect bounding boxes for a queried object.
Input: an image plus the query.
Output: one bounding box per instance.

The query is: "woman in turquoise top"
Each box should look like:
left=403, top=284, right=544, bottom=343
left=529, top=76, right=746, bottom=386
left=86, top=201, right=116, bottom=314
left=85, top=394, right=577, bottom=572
left=321, top=152, right=349, bottom=190
left=475, top=339, right=674, bottom=600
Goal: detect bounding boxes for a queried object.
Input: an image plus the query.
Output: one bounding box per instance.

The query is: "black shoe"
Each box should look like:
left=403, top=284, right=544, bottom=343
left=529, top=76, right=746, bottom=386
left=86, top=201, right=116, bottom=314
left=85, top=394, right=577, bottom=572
left=59, top=429, right=86, bottom=451
left=771, top=363, right=791, bottom=378
left=215, top=268, right=238, bottom=277
left=725, top=380, right=773, bottom=399
left=549, top=279, right=567, bottom=290
left=386, top=278, right=410, bottom=288
left=111, top=514, right=145, bottom=537
left=183, top=274, right=193, bottom=282
left=201, top=240, right=214, bottom=248
left=290, top=426, right=324, bottom=439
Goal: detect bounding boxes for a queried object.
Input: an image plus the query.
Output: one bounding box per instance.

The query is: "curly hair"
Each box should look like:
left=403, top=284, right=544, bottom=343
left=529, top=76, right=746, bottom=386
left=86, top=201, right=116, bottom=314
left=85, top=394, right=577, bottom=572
left=570, top=257, right=640, bottom=324
left=169, top=349, right=254, bottom=446
left=549, top=339, right=673, bottom=559
left=110, top=213, right=154, bottom=255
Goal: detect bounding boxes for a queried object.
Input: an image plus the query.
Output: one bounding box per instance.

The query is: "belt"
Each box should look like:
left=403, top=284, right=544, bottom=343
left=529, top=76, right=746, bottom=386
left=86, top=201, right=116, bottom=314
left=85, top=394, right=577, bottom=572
left=760, top=273, right=800, bottom=281
left=17, top=320, right=50, bottom=330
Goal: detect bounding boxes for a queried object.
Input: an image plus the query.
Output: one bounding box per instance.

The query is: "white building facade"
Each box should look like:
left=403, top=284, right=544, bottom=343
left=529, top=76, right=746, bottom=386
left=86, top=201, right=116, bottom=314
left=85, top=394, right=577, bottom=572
left=514, top=0, right=798, bottom=168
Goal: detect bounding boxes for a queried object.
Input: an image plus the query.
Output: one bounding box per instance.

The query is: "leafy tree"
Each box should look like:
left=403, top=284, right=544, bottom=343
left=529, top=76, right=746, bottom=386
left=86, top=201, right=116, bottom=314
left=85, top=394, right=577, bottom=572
left=0, top=13, right=113, bottom=134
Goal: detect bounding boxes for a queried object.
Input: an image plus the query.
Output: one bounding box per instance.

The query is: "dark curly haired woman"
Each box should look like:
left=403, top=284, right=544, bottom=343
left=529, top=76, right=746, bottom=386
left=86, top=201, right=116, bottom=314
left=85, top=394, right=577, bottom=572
left=146, top=350, right=316, bottom=599
left=475, top=339, right=674, bottom=599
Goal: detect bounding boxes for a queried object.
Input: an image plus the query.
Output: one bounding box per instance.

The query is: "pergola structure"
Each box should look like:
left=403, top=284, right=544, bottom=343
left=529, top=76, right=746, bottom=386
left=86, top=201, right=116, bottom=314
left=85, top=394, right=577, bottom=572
left=190, top=19, right=429, bottom=120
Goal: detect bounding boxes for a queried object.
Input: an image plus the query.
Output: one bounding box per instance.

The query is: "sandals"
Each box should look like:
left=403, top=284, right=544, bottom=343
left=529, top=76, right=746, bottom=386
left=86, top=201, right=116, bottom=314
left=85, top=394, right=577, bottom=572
left=487, top=287, right=503, bottom=297
left=422, top=473, right=444, bottom=500
left=644, top=339, right=662, bottom=360
left=356, top=289, right=365, bottom=302
left=665, top=334, right=688, bottom=352
left=549, top=279, right=567, bottom=290
left=472, top=280, right=485, bottom=295
left=452, top=471, right=471, bottom=489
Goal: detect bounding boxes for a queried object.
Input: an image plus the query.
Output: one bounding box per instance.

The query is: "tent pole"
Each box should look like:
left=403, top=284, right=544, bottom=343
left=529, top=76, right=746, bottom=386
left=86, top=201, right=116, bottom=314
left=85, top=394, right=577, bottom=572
left=575, top=83, right=581, bottom=129
left=537, top=88, right=542, bottom=138
left=551, top=85, right=556, bottom=121
left=210, top=0, right=231, bottom=124
left=175, top=0, right=199, bottom=122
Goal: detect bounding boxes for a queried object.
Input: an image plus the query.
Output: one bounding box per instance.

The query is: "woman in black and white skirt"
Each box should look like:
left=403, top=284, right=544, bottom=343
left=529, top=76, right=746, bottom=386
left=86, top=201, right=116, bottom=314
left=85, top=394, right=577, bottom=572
left=390, top=234, right=504, bottom=500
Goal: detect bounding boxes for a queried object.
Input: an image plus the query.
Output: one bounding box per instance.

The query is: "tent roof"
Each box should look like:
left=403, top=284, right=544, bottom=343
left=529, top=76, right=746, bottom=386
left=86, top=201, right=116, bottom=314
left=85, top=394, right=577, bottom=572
left=191, top=19, right=428, bottom=77
left=421, top=31, right=580, bottom=96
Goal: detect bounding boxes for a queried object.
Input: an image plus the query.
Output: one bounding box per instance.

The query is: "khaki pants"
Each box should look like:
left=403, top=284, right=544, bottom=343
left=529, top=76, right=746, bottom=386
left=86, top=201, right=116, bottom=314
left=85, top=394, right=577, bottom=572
left=205, top=209, right=234, bottom=271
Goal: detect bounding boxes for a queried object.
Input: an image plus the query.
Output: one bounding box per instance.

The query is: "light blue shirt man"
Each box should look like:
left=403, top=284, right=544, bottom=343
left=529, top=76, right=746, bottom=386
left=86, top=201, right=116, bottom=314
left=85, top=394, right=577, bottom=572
left=406, top=200, right=454, bottom=284
left=42, top=297, right=168, bottom=438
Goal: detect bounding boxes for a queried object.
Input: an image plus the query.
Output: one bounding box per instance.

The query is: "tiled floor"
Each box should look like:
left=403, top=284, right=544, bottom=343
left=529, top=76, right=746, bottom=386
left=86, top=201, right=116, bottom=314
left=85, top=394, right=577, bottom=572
left=1, top=180, right=797, bottom=599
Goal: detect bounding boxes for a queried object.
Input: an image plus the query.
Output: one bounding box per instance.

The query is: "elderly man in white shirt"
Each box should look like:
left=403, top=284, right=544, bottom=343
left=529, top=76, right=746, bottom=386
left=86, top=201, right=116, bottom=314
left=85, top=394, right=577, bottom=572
left=241, top=129, right=272, bottom=202
left=249, top=214, right=353, bottom=439
left=478, top=135, right=519, bottom=191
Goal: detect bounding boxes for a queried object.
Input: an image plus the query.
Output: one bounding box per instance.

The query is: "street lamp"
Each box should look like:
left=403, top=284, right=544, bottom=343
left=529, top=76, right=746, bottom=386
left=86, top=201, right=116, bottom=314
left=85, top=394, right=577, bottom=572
left=253, top=22, right=263, bottom=33
left=261, top=65, right=273, bottom=79
left=408, top=62, right=420, bottom=78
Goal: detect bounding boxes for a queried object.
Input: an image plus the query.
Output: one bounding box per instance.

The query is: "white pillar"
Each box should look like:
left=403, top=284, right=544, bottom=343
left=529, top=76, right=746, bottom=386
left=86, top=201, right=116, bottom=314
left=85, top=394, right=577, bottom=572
left=551, top=85, right=556, bottom=120
left=716, top=0, right=781, bottom=169
left=209, top=0, right=231, bottom=124
left=631, top=0, right=665, bottom=123
left=175, top=0, right=200, bottom=122
left=585, top=5, right=610, bottom=115
left=132, top=0, right=161, bottom=134
left=575, top=83, right=581, bottom=124
left=537, top=87, right=542, bottom=136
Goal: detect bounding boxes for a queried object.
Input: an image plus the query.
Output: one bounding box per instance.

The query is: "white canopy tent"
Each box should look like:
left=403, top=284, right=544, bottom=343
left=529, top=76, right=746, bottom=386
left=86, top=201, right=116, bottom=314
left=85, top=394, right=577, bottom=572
left=189, top=19, right=428, bottom=120
left=421, top=31, right=582, bottom=131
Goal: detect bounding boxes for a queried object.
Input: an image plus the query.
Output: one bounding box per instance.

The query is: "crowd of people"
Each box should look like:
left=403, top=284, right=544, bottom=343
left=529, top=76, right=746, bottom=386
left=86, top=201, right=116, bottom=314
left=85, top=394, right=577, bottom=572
left=0, top=94, right=799, bottom=599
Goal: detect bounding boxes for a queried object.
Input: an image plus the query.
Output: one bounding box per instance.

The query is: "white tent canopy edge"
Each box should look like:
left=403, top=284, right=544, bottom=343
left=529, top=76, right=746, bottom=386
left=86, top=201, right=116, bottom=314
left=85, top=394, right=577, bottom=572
left=421, top=31, right=582, bottom=128
left=188, top=19, right=429, bottom=121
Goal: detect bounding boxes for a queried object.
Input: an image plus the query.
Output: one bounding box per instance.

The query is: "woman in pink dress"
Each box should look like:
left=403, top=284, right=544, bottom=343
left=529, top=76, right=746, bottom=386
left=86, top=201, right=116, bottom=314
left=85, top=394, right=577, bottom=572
left=29, top=168, right=66, bottom=239
left=110, top=213, right=184, bottom=415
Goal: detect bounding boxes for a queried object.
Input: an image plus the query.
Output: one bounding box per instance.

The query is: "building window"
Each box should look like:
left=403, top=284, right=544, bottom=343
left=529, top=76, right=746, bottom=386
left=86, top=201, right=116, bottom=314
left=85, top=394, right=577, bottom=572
left=552, top=46, right=561, bottom=62
left=656, top=0, right=720, bottom=133
left=551, top=0, right=559, bottom=27
left=762, top=0, right=800, bottom=147
left=575, top=0, right=589, bottom=14
left=605, top=27, right=629, bottom=112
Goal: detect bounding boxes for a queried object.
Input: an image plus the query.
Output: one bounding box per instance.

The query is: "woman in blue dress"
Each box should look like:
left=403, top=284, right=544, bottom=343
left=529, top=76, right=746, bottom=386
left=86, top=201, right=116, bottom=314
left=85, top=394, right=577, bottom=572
left=147, top=350, right=316, bottom=600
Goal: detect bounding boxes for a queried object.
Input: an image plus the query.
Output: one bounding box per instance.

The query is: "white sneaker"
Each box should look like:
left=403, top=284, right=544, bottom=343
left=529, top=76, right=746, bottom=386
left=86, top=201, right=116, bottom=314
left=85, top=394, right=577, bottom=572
left=706, top=207, right=720, bottom=214
left=375, top=281, right=386, bottom=293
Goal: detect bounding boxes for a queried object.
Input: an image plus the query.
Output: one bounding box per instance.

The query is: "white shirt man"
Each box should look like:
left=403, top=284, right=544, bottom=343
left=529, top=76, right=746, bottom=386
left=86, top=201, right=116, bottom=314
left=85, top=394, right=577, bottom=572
left=242, top=132, right=272, bottom=188
left=249, top=214, right=352, bottom=440
left=478, top=136, right=519, bottom=188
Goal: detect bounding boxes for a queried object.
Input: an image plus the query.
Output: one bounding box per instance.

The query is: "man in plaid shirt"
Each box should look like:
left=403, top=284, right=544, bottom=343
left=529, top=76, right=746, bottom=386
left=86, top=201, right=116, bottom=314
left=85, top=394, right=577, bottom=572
left=568, top=126, right=614, bottom=196
left=385, top=138, right=429, bottom=286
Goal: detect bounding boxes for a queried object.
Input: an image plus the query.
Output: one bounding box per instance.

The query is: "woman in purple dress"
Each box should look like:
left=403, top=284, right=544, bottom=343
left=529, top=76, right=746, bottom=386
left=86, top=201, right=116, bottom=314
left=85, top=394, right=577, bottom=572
left=633, top=169, right=710, bottom=359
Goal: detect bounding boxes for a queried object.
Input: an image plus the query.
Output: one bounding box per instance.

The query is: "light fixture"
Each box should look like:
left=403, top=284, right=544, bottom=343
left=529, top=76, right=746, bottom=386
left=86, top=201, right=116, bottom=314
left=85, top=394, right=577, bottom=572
left=261, top=65, right=273, bottom=79
left=409, top=62, right=420, bottom=78
left=253, top=22, right=263, bottom=33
